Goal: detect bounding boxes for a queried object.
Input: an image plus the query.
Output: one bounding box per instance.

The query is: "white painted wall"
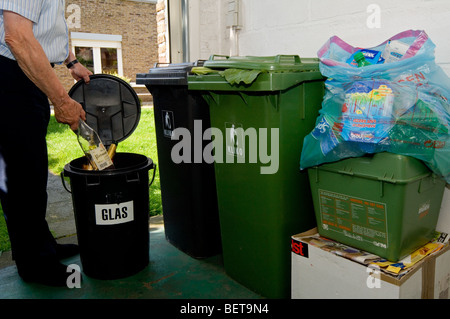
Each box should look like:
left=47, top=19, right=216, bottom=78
left=187, top=0, right=450, bottom=227
left=438, top=186, right=450, bottom=233
left=188, top=0, right=450, bottom=74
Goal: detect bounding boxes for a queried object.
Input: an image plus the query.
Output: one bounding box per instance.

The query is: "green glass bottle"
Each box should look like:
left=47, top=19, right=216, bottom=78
left=76, top=119, right=114, bottom=171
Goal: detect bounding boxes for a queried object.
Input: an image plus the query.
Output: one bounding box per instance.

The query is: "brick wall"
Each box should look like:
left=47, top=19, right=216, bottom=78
left=55, top=0, right=158, bottom=94
left=156, top=0, right=169, bottom=63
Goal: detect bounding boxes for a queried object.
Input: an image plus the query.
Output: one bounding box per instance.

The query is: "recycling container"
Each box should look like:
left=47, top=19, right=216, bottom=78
left=136, top=62, right=221, bottom=258
left=188, top=55, right=326, bottom=298
left=62, top=74, right=156, bottom=280
left=308, top=152, right=446, bottom=262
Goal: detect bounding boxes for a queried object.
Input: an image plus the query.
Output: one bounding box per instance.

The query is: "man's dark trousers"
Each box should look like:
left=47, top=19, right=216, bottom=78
left=0, top=55, right=57, bottom=268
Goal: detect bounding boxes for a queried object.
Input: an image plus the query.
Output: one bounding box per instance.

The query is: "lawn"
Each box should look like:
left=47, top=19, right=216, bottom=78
left=0, top=108, right=161, bottom=253
left=0, top=206, right=8, bottom=253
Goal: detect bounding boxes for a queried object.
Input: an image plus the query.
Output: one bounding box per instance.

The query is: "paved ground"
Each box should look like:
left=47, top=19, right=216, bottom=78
left=0, top=170, right=263, bottom=300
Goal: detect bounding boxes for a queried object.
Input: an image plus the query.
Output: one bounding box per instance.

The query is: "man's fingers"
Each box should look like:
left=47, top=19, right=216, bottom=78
left=70, top=121, right=79, bottom=131
left=79, top=107, right=86, bottom=121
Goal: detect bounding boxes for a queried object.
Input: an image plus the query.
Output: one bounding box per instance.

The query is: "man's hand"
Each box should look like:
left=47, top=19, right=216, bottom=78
left=69, top=63, right=92, bottom=83
left=65, top=51, right=92, bottom=83
left=53, top=96, right=86, bottom=131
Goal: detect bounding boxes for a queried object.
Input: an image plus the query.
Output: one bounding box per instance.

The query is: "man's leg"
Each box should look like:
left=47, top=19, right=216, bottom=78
left=0, top=56, right=79, bottom=286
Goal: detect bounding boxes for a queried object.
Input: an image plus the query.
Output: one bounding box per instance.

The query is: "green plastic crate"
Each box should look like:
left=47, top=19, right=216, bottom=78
left=308, top=152, right=446, bottom=262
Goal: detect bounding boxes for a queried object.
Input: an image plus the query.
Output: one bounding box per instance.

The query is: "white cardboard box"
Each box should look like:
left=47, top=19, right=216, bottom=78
left=291, top=228, right=450, bottom=299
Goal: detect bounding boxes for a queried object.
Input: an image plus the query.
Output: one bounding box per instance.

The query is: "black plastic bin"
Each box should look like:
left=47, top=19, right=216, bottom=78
left=63, top=154, right=155, bottom=280
left=62, top=75, right=156, bottom=280
left=136, top=62, right=221, bottom=258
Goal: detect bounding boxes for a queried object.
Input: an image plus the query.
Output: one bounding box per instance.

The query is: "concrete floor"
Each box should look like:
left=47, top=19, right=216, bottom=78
left=0, top=225, right=262, bottom=299
left=0, top=171, right=263, bottom=300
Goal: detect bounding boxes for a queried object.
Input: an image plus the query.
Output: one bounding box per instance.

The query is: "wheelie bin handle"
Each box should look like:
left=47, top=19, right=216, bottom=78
left=208, top=54, right=230, bottom=61
left=61, top=172, right=71, bottom=194
left=149, top=163, right=157, bottom=187
left=61, top=162, right=157, bottom=194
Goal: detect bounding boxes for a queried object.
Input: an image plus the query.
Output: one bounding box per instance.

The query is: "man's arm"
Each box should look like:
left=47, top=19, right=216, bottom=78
left=3, top=10, right=86, bottom=130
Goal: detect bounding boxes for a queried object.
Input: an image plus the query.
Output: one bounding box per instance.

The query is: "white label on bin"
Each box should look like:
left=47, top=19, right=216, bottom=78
left=162, top=110, right=175, bottom=138
left=225, top=122, right=244, bottom=158
left=95, top=201, right=134, bottom=225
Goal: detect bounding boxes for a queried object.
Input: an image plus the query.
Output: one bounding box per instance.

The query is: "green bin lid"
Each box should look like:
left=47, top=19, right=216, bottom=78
left=203, top=54, right=319, bottom=72
left=316, top=152, right=432, bottom=184
left=188, top=55, right=324, bottom=92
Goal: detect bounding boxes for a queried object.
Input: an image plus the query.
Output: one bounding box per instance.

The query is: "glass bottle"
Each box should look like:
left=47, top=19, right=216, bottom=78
left=76, top=119, right=114, bottom=171
left=107, top=143, right=117, bottom=161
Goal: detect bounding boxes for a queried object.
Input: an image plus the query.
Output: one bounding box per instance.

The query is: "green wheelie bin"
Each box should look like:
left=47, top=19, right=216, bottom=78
left=188, top=55, right=325, bottom=298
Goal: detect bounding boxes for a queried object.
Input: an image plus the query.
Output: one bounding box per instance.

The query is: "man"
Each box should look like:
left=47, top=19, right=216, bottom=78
left=0, top=1, right=92, bottom=287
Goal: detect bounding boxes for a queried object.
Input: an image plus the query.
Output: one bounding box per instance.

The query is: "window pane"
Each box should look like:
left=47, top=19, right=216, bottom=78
left=101, top=48, right=118, bottom=74
left=75, top=47, right=94, bottom=73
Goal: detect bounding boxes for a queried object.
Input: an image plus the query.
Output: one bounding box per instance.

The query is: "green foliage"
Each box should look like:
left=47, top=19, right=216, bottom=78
left=0, top=205, right=9, bottom=253
left=191, top=67, right=263, bottom=85
left=104, top=72, right=132, bottom=83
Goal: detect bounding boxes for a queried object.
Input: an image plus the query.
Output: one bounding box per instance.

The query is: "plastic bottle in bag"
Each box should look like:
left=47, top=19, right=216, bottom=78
left=76, top=119, right=114, bottom=171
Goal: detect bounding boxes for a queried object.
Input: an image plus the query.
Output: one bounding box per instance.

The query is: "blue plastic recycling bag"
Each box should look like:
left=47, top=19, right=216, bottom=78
left=300, top=30, right=450, bottom=183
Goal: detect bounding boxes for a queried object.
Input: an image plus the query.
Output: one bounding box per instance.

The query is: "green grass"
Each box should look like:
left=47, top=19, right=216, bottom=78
left=0, top=206, right=8, bottom=253
left=0, top=108, right=161, bottom=253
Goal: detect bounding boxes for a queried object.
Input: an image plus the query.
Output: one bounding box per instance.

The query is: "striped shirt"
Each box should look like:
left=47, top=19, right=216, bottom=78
left=0, top=0, right=69, bottom=64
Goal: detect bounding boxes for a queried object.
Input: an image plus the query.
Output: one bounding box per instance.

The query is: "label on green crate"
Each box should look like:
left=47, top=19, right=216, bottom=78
left=318, top=189, right=388, bottom=249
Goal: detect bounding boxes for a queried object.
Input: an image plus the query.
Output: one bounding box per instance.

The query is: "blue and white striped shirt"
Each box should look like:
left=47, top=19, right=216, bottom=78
left=0, top=0, right=69, bottom=64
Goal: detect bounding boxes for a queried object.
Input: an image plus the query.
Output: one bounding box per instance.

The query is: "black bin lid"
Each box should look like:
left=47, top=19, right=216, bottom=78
left=69, top=74, right=141, bottom=147
left=136, top=60, right=205, bottom=86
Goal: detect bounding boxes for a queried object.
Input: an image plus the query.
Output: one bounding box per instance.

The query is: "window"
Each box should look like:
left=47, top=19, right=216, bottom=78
left=101, top=48, right=118, bottom=74
left=75, top=46, right=94, bottom=73
left=70, top=32, right=123, bottom=76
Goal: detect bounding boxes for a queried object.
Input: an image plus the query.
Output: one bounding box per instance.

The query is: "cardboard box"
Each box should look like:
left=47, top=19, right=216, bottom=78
left=291, top=228, right=450, bottom=299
